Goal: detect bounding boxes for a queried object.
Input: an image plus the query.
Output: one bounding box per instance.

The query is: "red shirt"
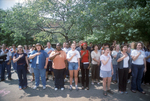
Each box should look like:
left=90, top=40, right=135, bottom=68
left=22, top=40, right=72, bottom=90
left=81, top=50, right=89, bottom=63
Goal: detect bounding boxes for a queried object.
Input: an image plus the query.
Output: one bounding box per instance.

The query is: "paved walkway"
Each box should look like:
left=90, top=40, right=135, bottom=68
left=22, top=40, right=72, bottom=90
left=0, top=70, right=150, bottom=101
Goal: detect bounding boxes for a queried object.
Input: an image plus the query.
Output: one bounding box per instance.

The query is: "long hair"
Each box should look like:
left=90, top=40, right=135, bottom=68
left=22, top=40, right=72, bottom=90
left=34, top=45, right=44, bottom=50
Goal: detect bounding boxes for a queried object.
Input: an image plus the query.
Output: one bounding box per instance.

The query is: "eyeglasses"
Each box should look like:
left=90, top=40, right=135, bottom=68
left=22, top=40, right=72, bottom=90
left=18, top=47, right=22, bottom=48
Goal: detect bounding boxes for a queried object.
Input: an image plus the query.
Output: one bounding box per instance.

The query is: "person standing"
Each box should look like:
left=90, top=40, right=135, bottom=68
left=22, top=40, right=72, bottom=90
left=116, top=45, right=131, bottom=94
left=0, top=44, right=12, bottom=81
left=11, top=44, right=17, bottom=72
left=100, top=47, right=114, bottom=96
left=67, top=43, right=80, bottom=91
left=91, top=45, right=100, bottom=85
left=50, top=43, right=67, bottom=91
left=29, top=43, right=48, bottom=90
left=144, top=45, right=150, bottom=85
left=131, top=42, right=146, bottom=94
left=28, top=45, right=35, bottom=82
left=45, top=42, right=55, bottom=81
left=24, top=45, right=29, bottom=55
left=111, top=44, right=120, bottom=84
left=13, top=45, right=29, bottom=90
left=80, top=43, right=90, bottom=90
left=62, top=42, right=71, bottom=80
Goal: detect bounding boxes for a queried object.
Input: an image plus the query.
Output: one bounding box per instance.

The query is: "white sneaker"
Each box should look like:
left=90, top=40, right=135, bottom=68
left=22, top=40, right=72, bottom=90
left=33, top=86, right=38, bottom=89
left=54, top=88, right=58, bottom=91
left=97, top=82, right=100, bottom=85
left=91, top=82, right=94, bottom=85
left=43, top=86, right=46, bottom=90
left=61, top=88, right=64, bottom=91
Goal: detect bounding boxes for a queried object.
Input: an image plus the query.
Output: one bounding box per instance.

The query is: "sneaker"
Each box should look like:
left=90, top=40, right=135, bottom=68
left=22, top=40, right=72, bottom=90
left=61, top=88, right=64, bottom=91
left=69, top=86, right=72, bottom=91
left=97, top=82, right=100, bottom=85
left=91, top=82, right=94, bottom=85
left=54, top=88, right=58, bottom=91
left=119, top=91, right=124, bottom=94
left=142, top=83, right=145, bottom=86
left=43, top=86, right=46, bottom=90
left=33, top=86, right=38, bottom=89
left=107, top=89, right=114, bottom=94
left=76, top=87, right=79, bottom=91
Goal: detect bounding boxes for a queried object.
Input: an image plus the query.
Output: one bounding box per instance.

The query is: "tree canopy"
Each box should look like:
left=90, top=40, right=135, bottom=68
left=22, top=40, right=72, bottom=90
left=0, top=0, right=149, bottom=46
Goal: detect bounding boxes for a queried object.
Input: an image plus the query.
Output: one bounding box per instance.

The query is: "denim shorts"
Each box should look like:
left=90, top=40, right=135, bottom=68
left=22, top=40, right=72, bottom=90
left=100, top=70, right=112, bottom=78
left=68, top=62, right=78, bottom=70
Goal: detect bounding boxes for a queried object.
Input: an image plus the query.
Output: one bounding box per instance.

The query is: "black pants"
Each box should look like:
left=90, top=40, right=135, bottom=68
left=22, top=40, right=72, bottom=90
left=145, top=62, right=150, bottom=83
left=53, top=68, right=66, bottom=88
left=91, top=64, right=99, bottom=80
left=118, top=68, right=129, bottom=91
left=81, top=64, right=89, bottom=87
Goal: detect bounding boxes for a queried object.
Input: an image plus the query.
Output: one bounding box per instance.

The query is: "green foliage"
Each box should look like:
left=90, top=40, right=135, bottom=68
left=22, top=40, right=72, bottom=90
left=0, top=0, right=149, bottom=46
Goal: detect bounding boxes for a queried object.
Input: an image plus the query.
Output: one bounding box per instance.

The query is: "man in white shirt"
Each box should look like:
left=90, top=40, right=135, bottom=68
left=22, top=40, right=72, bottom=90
left=44, top=42, right=55, bottom=81
left=0, top=44, right=12, bottom=81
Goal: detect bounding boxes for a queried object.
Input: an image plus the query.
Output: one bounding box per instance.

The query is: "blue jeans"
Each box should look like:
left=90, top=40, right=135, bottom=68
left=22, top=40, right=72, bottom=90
left=1, top=61, right=11, bottom=80
left=68, top=62, right=78, bottom=70
left=112, top=65, right=118, bottom=81
left=17, top=64, right=27, bottom=88
left=34, top=65, right=46, bottom=86
left=11, top=60, right=17, bottom=71
left=131, top=64, right=144, bottom=92
left=0, top=64, right=2, bottom=77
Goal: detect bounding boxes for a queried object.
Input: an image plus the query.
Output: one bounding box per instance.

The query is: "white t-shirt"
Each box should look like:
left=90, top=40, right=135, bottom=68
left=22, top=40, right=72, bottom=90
left=123, top=56, right=129, bottom=68
left=131, top=50, right=145, bottom=65
left=36, top=56, right=39, bottom=64
left=91, top=51, right=100, bottom=64
left=0, top=49, right=12, bottom=61
left=67, top=50, right=80, bottom=63
left=100, top=54, right=112, bottom=71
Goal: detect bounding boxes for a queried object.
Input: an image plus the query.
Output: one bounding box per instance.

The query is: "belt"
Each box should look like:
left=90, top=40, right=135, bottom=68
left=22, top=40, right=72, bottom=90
left=18, top=63, right=24, bottom=65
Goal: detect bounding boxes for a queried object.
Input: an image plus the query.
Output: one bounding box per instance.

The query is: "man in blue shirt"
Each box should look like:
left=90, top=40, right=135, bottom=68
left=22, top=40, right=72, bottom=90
left=44, top=42, right=55, bottom=81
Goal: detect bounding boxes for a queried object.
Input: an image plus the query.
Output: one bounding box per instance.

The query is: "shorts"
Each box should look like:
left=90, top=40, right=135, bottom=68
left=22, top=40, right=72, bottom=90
left=46, top=61, right=53, bottom=72
left=100, top=70, right=112, bottom=78
left=29, top=63, right=34, bottom=73
left=68, top=62, right=78, bottom=70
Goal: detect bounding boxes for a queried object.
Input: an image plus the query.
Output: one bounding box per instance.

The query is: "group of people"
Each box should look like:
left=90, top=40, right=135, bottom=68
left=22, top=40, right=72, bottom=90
left=0, top=40, right=150, bottom=96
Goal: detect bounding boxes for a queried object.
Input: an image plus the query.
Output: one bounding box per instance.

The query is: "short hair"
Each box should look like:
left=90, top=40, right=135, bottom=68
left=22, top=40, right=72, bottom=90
left=104, top=47, right=110, bottom=51
left=134, top=42, right=144, bottom=49
left=93, top=44, right=98, bottom=50
left=121, top=44, right=128, bottom=51
left=103, top=43, right=110, bottom=47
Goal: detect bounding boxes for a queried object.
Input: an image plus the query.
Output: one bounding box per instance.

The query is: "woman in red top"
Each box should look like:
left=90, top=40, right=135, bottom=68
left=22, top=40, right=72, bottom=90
left=80, top=43, right=91, bottom=90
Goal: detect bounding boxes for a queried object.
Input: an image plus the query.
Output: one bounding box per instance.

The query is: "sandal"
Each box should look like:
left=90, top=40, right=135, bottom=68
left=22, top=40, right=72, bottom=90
left=141, top=91, right=146, bottom=94
left=86, top=87, right=89, bottom=90
left=131, top=90, right=136, bottom=93
left=103, top=91, right=107, bottom=96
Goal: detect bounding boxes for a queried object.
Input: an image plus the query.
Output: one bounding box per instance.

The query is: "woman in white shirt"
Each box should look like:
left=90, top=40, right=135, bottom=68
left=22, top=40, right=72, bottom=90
left=116, top=44, right=131, bottom=94
left=91, top=45, right=100, bottom=85
left=67, top=43, right=80, bottom=91
left=131, top=42, right=146, bottom=94
left=100, top=47, right=114, bottom=96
